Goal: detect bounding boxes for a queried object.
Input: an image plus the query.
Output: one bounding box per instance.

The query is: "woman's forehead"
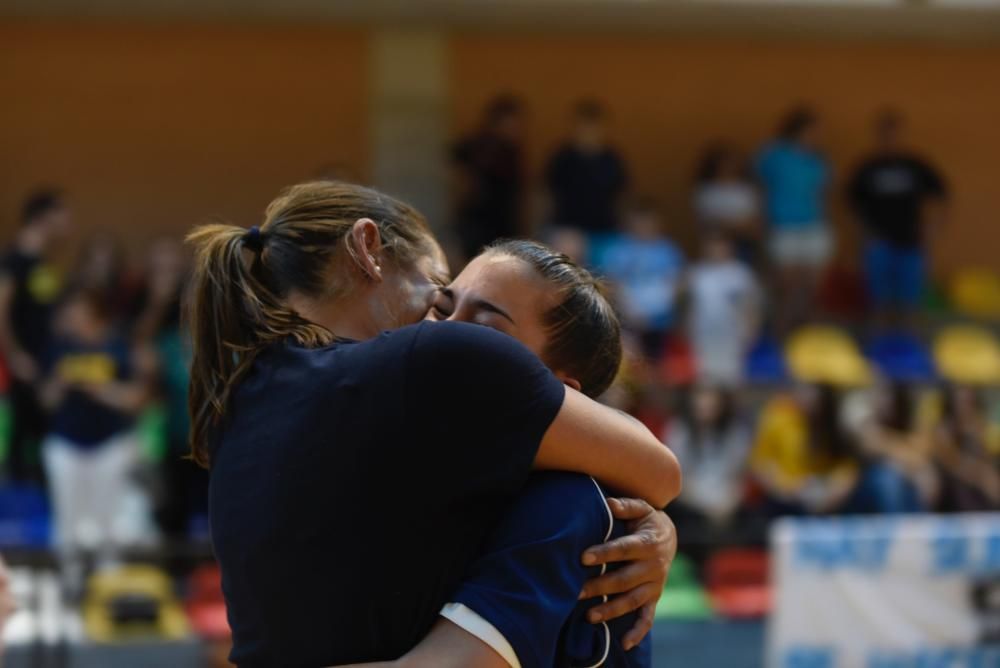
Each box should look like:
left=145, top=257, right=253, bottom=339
left=453, top=254, right=553, bottom=306
left=456, top=253, right=538, bottom=288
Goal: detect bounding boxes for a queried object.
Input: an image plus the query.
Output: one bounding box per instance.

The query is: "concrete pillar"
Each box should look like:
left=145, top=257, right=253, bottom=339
left=369, top=30, right=449, bottom=234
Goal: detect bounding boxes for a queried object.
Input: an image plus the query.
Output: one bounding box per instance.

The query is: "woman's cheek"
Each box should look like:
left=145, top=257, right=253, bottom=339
left=400, top=282, right=439, bottom=326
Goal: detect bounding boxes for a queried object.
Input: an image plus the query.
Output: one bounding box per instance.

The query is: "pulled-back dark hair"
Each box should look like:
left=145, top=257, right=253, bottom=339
left=574, top=98, right=606, bottom=122
left=880, top=382, right=916, bottom=433
left=485, top=239, right=622, bottom=398
left=485, top=94, right=522, bottom=127
left=808, top=384, right=855, bottom=461
left=676, top=384, right=737, bottom=444
left=695, top=142, right=747, bottom=183
left=21, top=189, right=64, bottom=226
left=185, top=181, right=437, bottom=467
left=777, top=105, right=818, bottom=142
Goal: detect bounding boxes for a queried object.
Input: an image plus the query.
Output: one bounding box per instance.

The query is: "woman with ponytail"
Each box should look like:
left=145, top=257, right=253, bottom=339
left=187, top=181, right=679, bottom=667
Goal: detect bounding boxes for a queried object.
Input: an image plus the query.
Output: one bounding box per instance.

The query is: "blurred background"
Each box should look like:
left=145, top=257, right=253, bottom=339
left=1, top=1, right=999, bottom=666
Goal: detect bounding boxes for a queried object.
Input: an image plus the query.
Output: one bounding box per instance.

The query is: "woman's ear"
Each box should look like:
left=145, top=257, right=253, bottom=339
left=556, top=373, right=582, bottom=393
left=349, top=219, right=384, bottom=281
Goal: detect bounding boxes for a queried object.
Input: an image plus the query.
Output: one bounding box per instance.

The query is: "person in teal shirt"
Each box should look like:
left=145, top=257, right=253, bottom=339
left=755, top=106, right=833, bottom=332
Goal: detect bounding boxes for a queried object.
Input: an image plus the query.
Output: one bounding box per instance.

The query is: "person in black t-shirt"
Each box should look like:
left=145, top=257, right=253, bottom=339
left=451, top=95, right=526, bottom=260
left=848, top=110, right=948, bottom=326
left=0, top=189, right=72, bottom=481
left=187, top=182, right=680, bottom=667
left=545, top=100, right=628, bottom=237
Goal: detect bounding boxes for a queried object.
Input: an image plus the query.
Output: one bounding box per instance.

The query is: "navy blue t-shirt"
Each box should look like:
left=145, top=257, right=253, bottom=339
left=45, top=336, right=134, bottom=447
left=546, top=145, right=628, bottom=233
left=208, top=321, right=566, bottom=667
left=445, top=472, right=652, bottom=668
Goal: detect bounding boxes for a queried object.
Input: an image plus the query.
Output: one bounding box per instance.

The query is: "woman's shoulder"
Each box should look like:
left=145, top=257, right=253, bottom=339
left=269, top=322, right=536, bottom=379
left=403, top=320, right=536, bottom=361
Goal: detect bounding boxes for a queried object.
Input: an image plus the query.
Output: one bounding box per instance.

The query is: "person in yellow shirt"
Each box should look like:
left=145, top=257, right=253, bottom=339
left=750, top=383, right=860, bottom=514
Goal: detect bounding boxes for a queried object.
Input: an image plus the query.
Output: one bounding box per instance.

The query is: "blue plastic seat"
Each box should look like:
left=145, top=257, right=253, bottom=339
left=745, top=336, right=788, bottom=384
left=864, top=332, right=937, bottom=382
left=0, top=484, right=51, bottom=548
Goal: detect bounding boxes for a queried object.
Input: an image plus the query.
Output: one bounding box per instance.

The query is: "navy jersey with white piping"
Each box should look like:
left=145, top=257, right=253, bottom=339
left=443, top=472, right=652, bottom=668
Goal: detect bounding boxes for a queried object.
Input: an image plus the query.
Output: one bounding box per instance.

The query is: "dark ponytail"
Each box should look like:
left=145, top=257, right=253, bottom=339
left=185, top=181, right=435, bottom=467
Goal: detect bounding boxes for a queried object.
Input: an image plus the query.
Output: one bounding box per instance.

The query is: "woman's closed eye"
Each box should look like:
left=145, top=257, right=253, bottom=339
left=428, top=289, right=455, bottom=320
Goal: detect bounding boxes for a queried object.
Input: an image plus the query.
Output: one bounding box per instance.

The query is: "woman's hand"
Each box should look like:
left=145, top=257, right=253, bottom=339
left=578, top=498, right=676, bottom=650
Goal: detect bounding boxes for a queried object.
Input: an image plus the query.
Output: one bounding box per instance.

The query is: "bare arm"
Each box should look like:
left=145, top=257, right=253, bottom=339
left=336, top=619, right=509, bottom=668
left=80, top=343, right=157, bottom=415
left=535, top=388, right=681, bottom=509
left=934, top=430, right=1000, bottom=504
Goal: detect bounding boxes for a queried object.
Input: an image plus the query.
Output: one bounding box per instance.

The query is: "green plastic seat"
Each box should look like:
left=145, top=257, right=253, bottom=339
left=655, top=553, right=714, bottom=620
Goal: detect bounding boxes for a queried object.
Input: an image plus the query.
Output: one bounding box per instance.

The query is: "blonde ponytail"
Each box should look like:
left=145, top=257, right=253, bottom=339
left=185, top=182, right=435, bottom=467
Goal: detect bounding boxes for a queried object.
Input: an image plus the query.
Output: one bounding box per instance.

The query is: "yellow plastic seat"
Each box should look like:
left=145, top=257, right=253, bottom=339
left=785, top=325, right=872, bottom=387
left=933, top=325, right=1000, bottom=385
left=83, top=565, right=190, bottom=643
left=950, top=269, right=1000, bottom=319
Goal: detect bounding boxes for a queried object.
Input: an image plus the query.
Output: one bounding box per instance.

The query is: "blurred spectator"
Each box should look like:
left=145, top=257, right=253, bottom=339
left=592, top=198, right=684, bottom=358
left=668, top=385, right=753, bottom=543
left=72, top=235, right=140, bottom=326
left=0, top=189, right=72, bottom=481
left=693, top=143, right=762, bottom=265
left=132, top=240, right=206, bottom=541
left=451, top=94, right=525, bottom=259
left=542, top=226, right=589, bottom=266
left=933, top=385, right=1000, bottom=512
left=847, top=110, right=948, bottom=328
left=545, top=99, right=628, bottom=236
left=686, top=232, right=762, bottom=385
left=750, top=384, right=860, bottom=515
left=38, top=289, right=153, bottom=586
left=133, top=238, right=186, bottom=344
left=755, top=106, right=832, bottom=332
left=845, top=382, right=939, bottom=512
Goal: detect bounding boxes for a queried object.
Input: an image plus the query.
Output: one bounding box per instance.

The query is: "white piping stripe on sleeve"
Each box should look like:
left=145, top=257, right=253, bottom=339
left=588, top=477, right=614, bottom=543
left=586, top=477, right=613, bottom=668
left=440, top=602, right=522, bottom=668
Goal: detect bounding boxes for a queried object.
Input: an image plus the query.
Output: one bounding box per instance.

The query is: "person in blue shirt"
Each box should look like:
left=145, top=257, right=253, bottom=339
left=346, top=240, right=672, bottom=668
left=186, top=182, right=680, bottom=666
left=755, top=106, right=833, bottom=332
left=591, top=198, right=685, bottom=360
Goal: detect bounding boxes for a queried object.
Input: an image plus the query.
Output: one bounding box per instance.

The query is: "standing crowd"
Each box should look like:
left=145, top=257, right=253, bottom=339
left=450, top=95, right=997, bottom=555
left=0, top=192, right=199, bottom=594
left=0, top=95, right=993, bottom=589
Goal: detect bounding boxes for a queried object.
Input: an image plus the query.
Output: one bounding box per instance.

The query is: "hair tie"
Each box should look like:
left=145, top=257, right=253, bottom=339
left=244, top=225, right=264, bottom=252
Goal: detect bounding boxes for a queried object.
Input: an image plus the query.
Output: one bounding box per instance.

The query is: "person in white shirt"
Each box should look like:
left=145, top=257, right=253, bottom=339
left=664, top=383, right=756, bottom=557
left=693, top=143, right=761, bottom=265
left=686, top=232, right=763, bottom=385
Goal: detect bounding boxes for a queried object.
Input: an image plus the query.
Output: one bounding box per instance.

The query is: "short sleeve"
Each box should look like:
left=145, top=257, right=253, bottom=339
left=405, top=321, right=566, bottom=496
left=443, top=473, right=609, bottom=668
left=919, top=159, right=947, bottom=197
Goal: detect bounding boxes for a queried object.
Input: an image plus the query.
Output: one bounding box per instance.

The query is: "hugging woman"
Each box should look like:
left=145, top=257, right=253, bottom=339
left=186, top=182, right=680, bottom=667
